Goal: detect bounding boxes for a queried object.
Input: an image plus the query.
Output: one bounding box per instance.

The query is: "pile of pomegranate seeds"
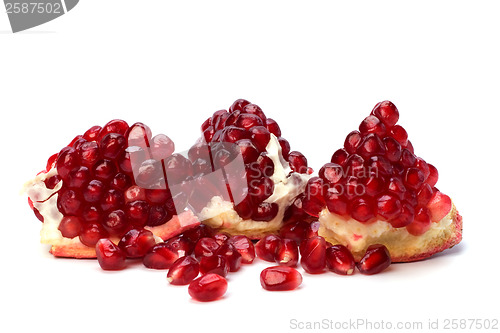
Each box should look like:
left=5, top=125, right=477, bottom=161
left=297, top=101, right=452, bottom=234
left=189, top=99, right=311, bottom=222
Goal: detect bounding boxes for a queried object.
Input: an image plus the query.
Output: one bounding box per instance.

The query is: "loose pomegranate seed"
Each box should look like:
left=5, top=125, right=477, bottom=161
left=118, top=229, right=156, bottom=258
left=165, top=235, right=195, bottom=257
left=124, top=186, right=146, bottom=203
left=326, top=245, right=355, bottom=275
left=227, top=235, right=255, bottom=264
left=167, top=256, right=200, bottom=285
left=357, top=244, right=391, bottom=275
left=265, top=118, right=281, bottom=137
left=276, top=239, right=299, bottom=267
left=147, top=205, right=172, bottom=227
left=288, top=151, right=308, bottom=174
left=389, top=202, right=415, bottom=228
left=260, top=266, right=302, bottom=291
left=58, top=216, right=83, bottom=238
left=427, top=191, right=452, bottom=222
left=216, top=243, right=242, bottom=272
left=376, top=194, right=402, bottom=221
left=344, top=131, right=363, bottom=154
left=193, top=237, right=220, bottom=259
left=95, top=238, right=127, bottom=271
left=199, top=255, right=229, bottom=277
left=143, top=243, right=179, bottom=269
left=279, top=221, right=309, bottom=244
left=300, top=236, right=326, bottom=274
left=349, top=196, right=375, bottom=223
left=390, top=125, right=408, bottom=146
left=426, top=163, right=439, bottom=187
left=79, top=223, right=108, bottom=247
left=359, top=115, right=386, bottom=136
left=371, top=100, right=399, bottom=128
left=188, top=273, right=228, bottom=302
left=255, top=235, right=282, bottom=262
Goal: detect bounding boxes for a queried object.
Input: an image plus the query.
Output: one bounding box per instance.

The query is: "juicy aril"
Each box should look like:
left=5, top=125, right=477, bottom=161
left=296, top=101, right=462, bottom=262
left=186, top=99, right=312, bottom=238
left=24, top=120, right=199, bottom=258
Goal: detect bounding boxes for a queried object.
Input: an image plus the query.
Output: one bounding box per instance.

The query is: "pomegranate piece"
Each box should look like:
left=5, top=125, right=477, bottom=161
left=167, top=256, right=200, bottom=285
left=188, top=273, right=228, bottom=302
left=300, top=236, right=327, bottom=274
left=276, top=239, right=299, bottom=267
left=357, top=244, right=391, bottom=275
left=95, top=238, right=127, bottom=270
left=255, top=235, right=282, bottom=262
left=260, top=266, right=302, bottom=291
left=326, top=245, right=355, bottom=275
left=143, top=243, right=179, bottom=269
left=199, top=255, right=229, bottom=277
left=227, top=235, right=255, bottom=264
left=118, top=229, right=156, bottom=258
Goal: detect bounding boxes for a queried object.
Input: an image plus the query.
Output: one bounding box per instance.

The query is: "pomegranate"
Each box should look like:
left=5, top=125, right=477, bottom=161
left=297, top=101, right=462, bottom=262
left=24, top=120, right=200, bottom=258
left=189, top=99, right=311, bottom=238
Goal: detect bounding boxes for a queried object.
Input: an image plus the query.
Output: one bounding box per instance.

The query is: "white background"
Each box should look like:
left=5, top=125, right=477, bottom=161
left=1, top=1, right=499, bottom=332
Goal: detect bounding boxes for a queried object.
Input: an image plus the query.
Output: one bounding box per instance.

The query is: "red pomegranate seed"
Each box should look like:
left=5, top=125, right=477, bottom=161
left=58, top=189, right=83, bottom=215
left=426, top=163, right=439, bottom=187
left=387, top=176, right=406, bottom=200
left=406, top=140, right=414, bottom=153
left=390, top=125, right=408, bottom=146
left=227, top=235, right=255, bottom=264
left=188, top=273, right=228, bottom=302
left=83, top=125, right=102, bottom=141
left=100, top=133, right=126, bottom=160
left=366, top=155, right=393, bottom=176
left=78, top=141, right=100, bottom=167
left=371, top=100, right=399, bottom=128
left=363, top=173, right=385, bottom=197
left=216, top=243, right=242, bottom=272
left=279, top=221, right=309, bottom=244
left=44, top=174, right=61, bottom=189
left=83, top=180, right=105, bottom=203
left=95, top=238, right=127, bottom=271
left=235, top=113, right=264, bottom=130
left=305, top=221, right=320, bottom=239
left=324, top=187, right=349, bottom=216
left=220, top=126, right=250, bottom=143
left=417, top=183, right=433, bottom=206
left=357, top=244, right=391, bottom=275
left=199, top=255, right=229, bottom=277
left=124, top=200, right=150, bottom=227
left=145, top=188, right=171, bottom=205
left=235, top=139, right=260, bottom=164
left=102, top=210, right=127, bottom=235
left=93, top=159, right=117, bottom=182
left=251, top=202, right=279, bottom=221
left=243, top=103, right=267, bottom=122
left=331, top=148, right=349, bottom=166
left=255, top=235, right=282, bottom=262
left=111, top=173, right=131, bottom=191
left=147, top=205, right=172, bottom=227
left=278, top=137, right=291, bottom=160
left=249, top=126, right=271, bottom=152
left=344, top=154, right=364, bottom=177
left=82, top=205, right=101, bottom=223
left=118, top=229, right=156, bottom=258
left=182, top=224, right=215, bottom=243
left=126, top=122, right=152, bottom=148
left=143, top=243, right=179, bottom=269
left=406, top=206, right=432, bottom=236
left=389, top=202, right=415, bottom=228
left=302, top=177, right=326, bottom=217
left=79, top=223, right=108, bottom=247
left=260, top=266, right=302, bottom=291
left=427, top=191, right=452, bottom=222
left=249, top=176, right=274, bottom=203
left=404, top=167, right=425, bottom=191
left=213, top=233, right=230, bottom=246
left=344, top=130, right=363, bottom=154
left=100, top=189, right=124, bottom=212
left=376, top=194, right=402, bottom=220
left=58, top=216, right=83, bottom=238
left=276, top=239, right=299, bottom=267
left=349, top=196, right=375, bottom=223
left=265, top=118, right=281, bottom=137
left=124, top=186, right=146, bottom=203
left=326, top=245, right=355, bottom=275
left=383, top=137, right=402, bottom=162
left=167, top=256, right=200, bottom=285
left=288, top=151, right=308, bottom=174
left=165, top=235, right=195, bottom=257
left=415, top=157, right=430, bottom=180
left=150, top=134, right=175, bottom=160
left=359, top=115, right=386, bottom=136
left=56, top=147, right=80, bottom=181
left=194, top=237, right=220, bottom=259
left=319, top=163, right=343, bottom=184
left=300, top=236, right=326, bottom=274
left=229, top=99, right=251, bottom=112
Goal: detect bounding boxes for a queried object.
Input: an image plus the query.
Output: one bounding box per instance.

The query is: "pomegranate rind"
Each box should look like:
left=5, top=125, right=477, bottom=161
left=318, top=202, right=462, bottom=263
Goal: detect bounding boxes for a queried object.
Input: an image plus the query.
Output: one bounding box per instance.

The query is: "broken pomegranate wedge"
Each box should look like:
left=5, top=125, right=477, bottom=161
left=24, top=119, right=200, bottom=258
left=186, top=99, right=312, bottom=238
left=302, top=101, right=462, bottom=262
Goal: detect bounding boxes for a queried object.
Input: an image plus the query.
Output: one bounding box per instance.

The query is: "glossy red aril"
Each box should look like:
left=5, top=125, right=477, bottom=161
left=427, top=191, right=452, bottom=222
left=359, top=115, right=386, bottom=136
left=260, top=266, right=302, bottom=291
left=188, top=273, right=228, bottom=302
left=279, top=221, right=309, bottom=244
left=193, top=237, right=220, bottom=259
left=288, top=151, right=309, bottom=174
left=165, top=235, right=195, bottom=257
left=216, top=243, right=242, bottom=272
left=227, top=235, right=255, bottom=264
left=357, top=244, right=391, bottom=275
left=118, top=229, right=156, bottom=258
left=376, top=194, right=402, bottom=220
left=167, top=256, right=200, bottom=285
left=406, top=206, right=432, bottom=236
left=371, top=100, right=399, bottom=128
left=300, top=236, right=327, bottom=274
left=276, top=239, right=299, bottom=267
left=79, top=223, right=108, bottom=247
left=58, top=216, right=82, bottom=238
left=326, top=245, right=356, bottom=275
left=199, top=255, right=229, bottom=277
left=95, top=238, right=127, bottom=270
left=143, top=243, right=179, bottom=269
left=255, top=235, right=282, bottom=262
